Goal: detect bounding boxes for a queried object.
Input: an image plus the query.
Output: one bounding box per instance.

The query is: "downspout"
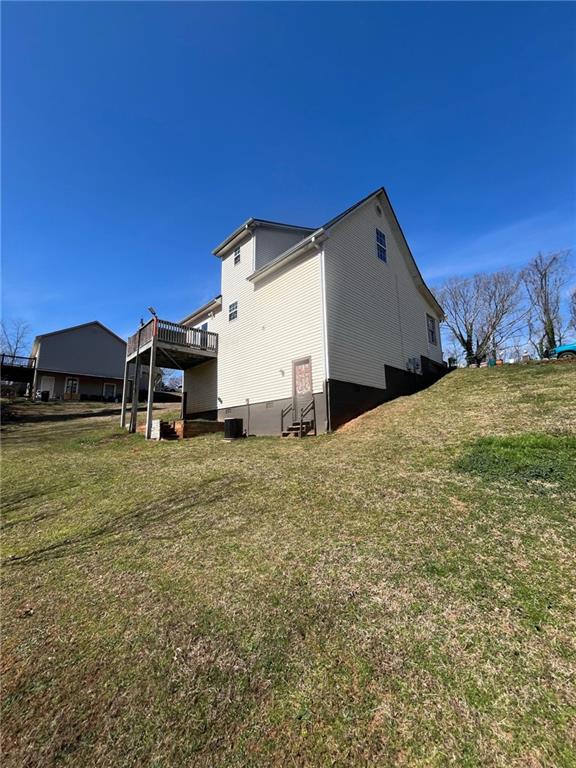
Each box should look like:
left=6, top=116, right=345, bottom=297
left=319, top=244, right=331, bottom=432
left=394, top=274, right=406, bottom=368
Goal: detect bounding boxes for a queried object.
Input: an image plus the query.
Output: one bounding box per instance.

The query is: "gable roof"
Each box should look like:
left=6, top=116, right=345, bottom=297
left=179, top=295, right=222, bottom=326
left=33, top=321, right=127, bottom=347
left=319, top=187, right=385, bottom=230
left=247, top=187, right=443, bottom=317
left=213, top=218, right=316, bottom=258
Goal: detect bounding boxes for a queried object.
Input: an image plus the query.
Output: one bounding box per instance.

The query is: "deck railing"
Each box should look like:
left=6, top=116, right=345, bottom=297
left=127, top=318, right=218, bottom=358
left=0, top=353, right=36, bottom=368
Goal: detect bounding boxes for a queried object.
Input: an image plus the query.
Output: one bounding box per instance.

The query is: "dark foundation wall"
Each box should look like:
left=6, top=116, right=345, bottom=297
left=216, top=391, right=328, bottom=436
left=328, top=357, right=448, bottom=430
left=191, top=359, right=447, bottom=435
left=186, top=409, right=218, bottom=421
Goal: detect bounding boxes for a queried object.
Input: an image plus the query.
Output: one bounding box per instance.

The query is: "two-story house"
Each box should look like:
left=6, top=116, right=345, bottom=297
left=122, top=188, right=445, bottom=437
left=31, top=321, right=129, bottom=401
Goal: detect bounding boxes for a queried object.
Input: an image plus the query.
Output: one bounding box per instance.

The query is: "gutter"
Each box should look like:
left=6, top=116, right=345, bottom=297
left=179, top=296, right=222, bottom=326
left=247, top=229, right=328, bottom=283
left=213, top=220, right=255, bottom=258
left=213, top=219, right=316, bottom=258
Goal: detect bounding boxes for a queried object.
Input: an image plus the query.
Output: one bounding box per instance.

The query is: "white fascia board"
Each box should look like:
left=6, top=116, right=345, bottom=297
left=247, top=230, right=328, bottom=283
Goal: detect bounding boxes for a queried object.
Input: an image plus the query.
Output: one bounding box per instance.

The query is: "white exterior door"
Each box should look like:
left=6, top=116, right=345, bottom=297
left=40, top=376, right=55, bottom=398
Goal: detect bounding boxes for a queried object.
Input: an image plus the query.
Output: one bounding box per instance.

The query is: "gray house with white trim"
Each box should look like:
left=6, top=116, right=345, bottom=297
left=31, top=321, right=127, bottom=401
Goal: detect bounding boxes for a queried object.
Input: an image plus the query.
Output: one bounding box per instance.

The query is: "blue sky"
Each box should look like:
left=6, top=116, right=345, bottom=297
left=2, top=1, right=575, bottom=343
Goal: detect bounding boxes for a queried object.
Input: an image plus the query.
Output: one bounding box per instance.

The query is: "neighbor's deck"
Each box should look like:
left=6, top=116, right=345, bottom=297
left=126, top=318, right=218, bottom=369
left=0, top=353, right=37, bottom=384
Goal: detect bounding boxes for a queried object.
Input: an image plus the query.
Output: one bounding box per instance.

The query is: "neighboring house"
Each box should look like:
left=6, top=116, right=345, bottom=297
left=31, top=321, right=128, bottom=401
left=124, top=187, right=446, bottom=437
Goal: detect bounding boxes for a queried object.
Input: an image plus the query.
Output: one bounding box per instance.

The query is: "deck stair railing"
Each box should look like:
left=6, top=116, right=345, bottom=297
left=299, top=399, right=317, bottom=437
left=281, top=398, right=317, bottom=437
left=281, top=403, right=294, bottom=434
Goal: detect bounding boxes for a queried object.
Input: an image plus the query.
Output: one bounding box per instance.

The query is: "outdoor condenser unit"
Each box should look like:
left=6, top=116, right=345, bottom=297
left=224, top=418, right=244, bottom=440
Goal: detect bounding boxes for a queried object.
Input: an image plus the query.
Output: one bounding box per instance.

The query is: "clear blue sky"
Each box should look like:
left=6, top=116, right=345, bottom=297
left=2, top=1, right=575, bottom=343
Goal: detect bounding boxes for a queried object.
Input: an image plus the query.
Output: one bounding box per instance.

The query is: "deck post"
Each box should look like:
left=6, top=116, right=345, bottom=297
left=120, top=357, right=130, bottom=428
left=30, top=364, right=38, bottom=401
left=129, top=329, right=142, bottom=434
left=145, top=336, right=157, bottom=439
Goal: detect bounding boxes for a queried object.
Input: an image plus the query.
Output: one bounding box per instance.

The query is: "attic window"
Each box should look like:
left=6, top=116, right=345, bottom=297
left=375, top=204, right=382, bottom=216
left=233, top=247, right=241, bottom=266
left=376, top=228, right=387, bottom=262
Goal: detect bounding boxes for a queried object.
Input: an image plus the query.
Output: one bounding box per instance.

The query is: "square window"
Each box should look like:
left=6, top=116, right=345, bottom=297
left=426, top=314, right=437, bottom=345
left=376, top=228, right=387, bottom=262
left=103, top=382, right=116, bottom=399
left=228, top=301, right=238, bottom=321
left=233, top=247, right=241, bottom=266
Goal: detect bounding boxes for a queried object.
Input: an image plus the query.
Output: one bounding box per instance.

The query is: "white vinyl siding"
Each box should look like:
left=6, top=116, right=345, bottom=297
left=183, top=359, right=217, bottom=414
left=324, top=195, right=443, bottom=389
left=254, top=226, right=314, bottom=271
left=216, top=236, right=325, bottom=408
left=182, top=307, right=223, bottom=415
left=182, top=195, right=441, bottom=419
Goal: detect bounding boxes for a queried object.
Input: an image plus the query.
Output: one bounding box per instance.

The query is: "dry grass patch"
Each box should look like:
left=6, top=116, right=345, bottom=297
left=1, top=364, right=575, bottom=767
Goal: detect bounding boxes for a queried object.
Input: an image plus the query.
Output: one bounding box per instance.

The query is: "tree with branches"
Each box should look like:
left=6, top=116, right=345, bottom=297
left=570, top=287, right=576, bottom=333
left=434, top=270, right=523, bottom=365
left=0, top=318, right=32, bottom=358
left=521, top=250, right=571, bottom=356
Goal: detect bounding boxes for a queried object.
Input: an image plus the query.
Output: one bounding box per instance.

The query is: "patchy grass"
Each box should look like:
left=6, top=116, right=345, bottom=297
left=1, top=365, right=575, bottom=767
left=456, top=433, right=576, bottom=488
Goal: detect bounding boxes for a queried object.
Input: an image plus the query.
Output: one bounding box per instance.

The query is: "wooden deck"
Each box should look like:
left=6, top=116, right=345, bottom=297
left=122, top=317, right=218, bottom=439
left=1, top=353, right=37, bottom=384
left=126, top=318, right=218, bottom=368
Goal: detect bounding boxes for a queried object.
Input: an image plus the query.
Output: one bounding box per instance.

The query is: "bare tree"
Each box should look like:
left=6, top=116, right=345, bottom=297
left=166, top=373, right=182, bottom=391
left=570, top=287, right=576, bottom=333
left=0, top=318, right=32, bottom=357
left=434, top=270, right=522, bottom=365
left=521, top=250, right=571, bottom=355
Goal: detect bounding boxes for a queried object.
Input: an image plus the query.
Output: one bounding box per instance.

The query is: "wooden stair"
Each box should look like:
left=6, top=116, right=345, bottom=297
left=281, top=421, right=313, bottom=438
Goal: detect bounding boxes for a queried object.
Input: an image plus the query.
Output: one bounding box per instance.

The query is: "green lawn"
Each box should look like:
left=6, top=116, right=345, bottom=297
left=2, top=364, right=575, bottom=767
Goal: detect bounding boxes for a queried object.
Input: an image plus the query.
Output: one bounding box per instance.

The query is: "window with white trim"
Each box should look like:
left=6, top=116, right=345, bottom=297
left=103, top=382, right=116, bottom=399
left=228, top=301, right=238, bottom=321
left=65, top=377, right=79, bottom=395
left=426, top=314, right=437, bottom=345
left=376, top=228, right=387, bottom=262
left=233, top=247, right=241, bottom=266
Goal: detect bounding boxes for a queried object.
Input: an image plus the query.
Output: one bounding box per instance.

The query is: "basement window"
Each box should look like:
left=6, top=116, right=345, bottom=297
left=228, top=301, right=238, bottom=321
left=233, top=247, right=241, bottom=266
left=376, top=228, right=387, bottom=262
left=426, top=314, right=437, bottom=345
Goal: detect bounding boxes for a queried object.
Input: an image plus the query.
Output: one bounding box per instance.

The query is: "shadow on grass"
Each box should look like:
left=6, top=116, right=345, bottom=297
left=1, top=404, right=127, bottom=425
left=2, top=476, right=236, bottom=569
